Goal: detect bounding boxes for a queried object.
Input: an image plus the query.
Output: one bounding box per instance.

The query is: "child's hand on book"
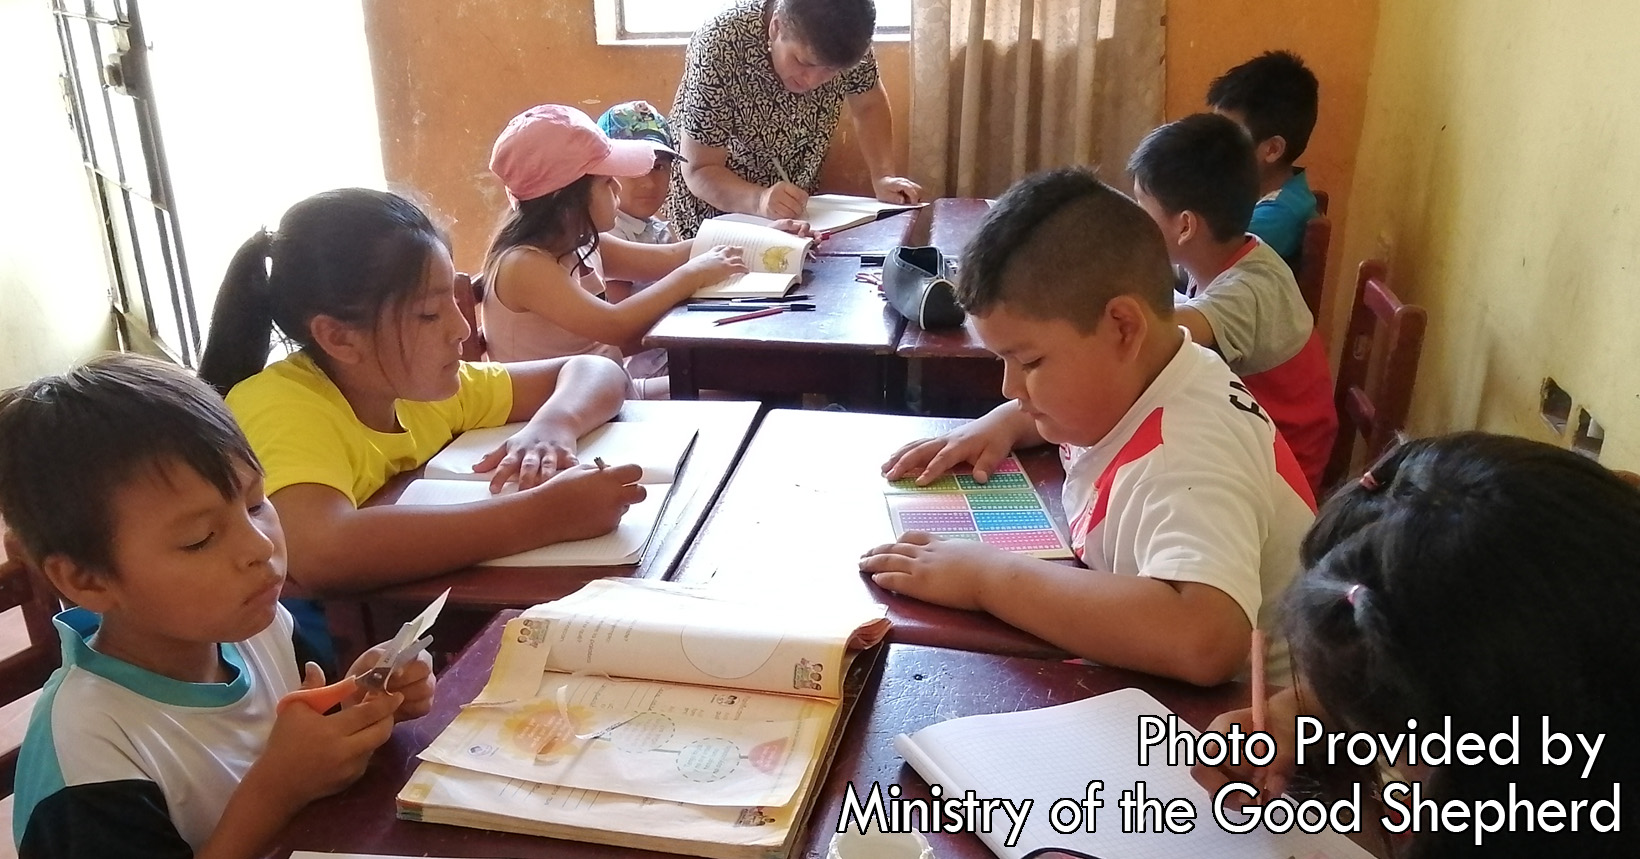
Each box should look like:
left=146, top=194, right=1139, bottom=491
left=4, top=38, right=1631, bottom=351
left=346, top=643, right=436, bottom=721
left=536, top=461, right=647, bottom=540
left=771, top=219, right=814, bottom=238
left=253, top=663, right=400, bottom=807
left=474, top=424, right=579, bottom=492
left=681, top=245, right=748, bottom=289
left=882, top=421, right=1016, bottom=486
left=859, top=530, right=1005, bottom=610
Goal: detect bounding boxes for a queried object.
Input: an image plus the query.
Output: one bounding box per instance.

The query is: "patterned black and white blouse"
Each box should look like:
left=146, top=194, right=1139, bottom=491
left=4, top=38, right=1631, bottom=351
left=665, top=0, right=879, bottom=238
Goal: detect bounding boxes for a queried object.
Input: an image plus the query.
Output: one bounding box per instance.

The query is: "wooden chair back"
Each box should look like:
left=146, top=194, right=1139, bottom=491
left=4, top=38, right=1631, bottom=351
left=0, top=537, right=62, bottom=794
left=1323, top=260, right=1428, bottom=490
left=1313, top=189, right=1330, bottom=216
left=455, top=272, right=487, bottom=361
left=1294, top=213, right=1332, bottom=321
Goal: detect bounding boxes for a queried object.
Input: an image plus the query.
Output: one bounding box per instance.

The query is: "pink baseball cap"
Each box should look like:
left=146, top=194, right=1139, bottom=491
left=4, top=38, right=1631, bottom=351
left=489, top=104, right=658, bottom=205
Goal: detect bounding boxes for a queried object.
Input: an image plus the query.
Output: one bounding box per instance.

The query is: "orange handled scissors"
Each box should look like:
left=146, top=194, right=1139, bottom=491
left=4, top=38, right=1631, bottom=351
left=278, top=588, right=449, bottom=714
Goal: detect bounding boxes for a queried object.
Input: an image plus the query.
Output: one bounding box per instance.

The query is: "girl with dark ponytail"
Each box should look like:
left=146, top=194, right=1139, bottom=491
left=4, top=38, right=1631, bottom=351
left=1194, top=433, right=1640, bottom=857
left=200, top=188, right=642, bottom=608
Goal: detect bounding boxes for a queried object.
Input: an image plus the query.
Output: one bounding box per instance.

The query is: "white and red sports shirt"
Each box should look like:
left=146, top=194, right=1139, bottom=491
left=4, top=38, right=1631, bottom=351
left=1059, top=336, right=1316, bottom=679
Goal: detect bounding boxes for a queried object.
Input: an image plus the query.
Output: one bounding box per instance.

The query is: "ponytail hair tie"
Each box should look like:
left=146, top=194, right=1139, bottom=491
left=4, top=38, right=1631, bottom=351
left=1345, top=583, right=1365, bottom=607
left=1359, top=471, right=1381, bottom=491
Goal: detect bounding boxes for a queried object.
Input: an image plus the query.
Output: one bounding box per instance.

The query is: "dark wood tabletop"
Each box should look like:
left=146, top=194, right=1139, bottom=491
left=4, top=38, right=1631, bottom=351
left=643, top=257, right=906, bottom=407
left=315, top=399, right=761, bottom=655
left=270, top=614, right=1254, bottom=859
left=669, top=409, right=1075, bottom=659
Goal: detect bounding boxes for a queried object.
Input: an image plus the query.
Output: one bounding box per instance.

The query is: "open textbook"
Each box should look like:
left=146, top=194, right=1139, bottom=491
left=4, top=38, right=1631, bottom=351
left=692, top=217, right=814, bottom=298
left=397, top=579, right=891, bottom=859
left=398, top=421, right=697, bottom=566
left=895, top=688, right=1375, bottom=859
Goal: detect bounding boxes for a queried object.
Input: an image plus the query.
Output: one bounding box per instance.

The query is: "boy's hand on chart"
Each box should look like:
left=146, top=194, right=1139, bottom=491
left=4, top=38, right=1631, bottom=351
left=535, top=462, right=647, bottom=540
left=859, top=531, right=1003, bottom=611
left=873, top=175, right=923, bottom=205
left=770, top=219, right=814, bottom=238
left=882, top=421, right=1015, bottom=486
left=346, top=644, right=436, bottom=721
left=1190, top=693, right=1302, bottom=802
left=759, top=181, right=809, bottom=220
left=475, top=425, right=578, bottom=492
left=681, top=245, right=748, bottom=288
left=254, top=663, right=400, bottom=806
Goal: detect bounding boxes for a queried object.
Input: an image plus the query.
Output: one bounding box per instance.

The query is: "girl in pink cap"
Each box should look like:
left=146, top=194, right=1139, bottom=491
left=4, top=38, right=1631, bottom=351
left=482, top=104, right=746, bottom=398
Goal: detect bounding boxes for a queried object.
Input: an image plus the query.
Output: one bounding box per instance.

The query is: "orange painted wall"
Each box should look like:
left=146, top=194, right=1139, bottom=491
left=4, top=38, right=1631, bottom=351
left=363, top=0, right=906, bottom=272
left=366, top=0, right=1377, bottom=286
left=1165, top=0, right=1380, bottom=333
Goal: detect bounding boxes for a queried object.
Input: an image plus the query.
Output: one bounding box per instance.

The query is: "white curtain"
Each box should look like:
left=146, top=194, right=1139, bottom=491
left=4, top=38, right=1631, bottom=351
left=908, top=0, right=1166, bottom=198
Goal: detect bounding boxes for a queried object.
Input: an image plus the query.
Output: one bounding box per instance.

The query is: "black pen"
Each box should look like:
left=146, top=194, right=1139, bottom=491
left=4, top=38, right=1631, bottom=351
left=688, top=303, right=815, bottom=311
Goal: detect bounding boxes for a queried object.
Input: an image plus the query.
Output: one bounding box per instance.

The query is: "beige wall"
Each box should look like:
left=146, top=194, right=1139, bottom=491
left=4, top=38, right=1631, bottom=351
left=1334, top=0, right=1640, bottom=467
left=0, top=0, right=117, bottom=389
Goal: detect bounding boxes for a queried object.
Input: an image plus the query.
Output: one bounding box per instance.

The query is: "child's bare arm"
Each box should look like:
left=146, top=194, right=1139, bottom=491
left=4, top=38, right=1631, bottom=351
left=1174, top=305, right=1217, bottom=348
left=499, top=244, right=744, bottom=348
left=193, top=681, right=400, bottom=859
left=880, top=400, right=1043, bottom=485
left=598, top=234, right=693, bottom=282
left=272, top=463, right=647, bottom=593
left=861, top=536, right=1251, bottom=686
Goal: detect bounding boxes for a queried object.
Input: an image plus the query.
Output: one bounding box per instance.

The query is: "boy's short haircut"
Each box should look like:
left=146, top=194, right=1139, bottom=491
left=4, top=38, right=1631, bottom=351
left=775, top=0, right=876, bottom=69
left=0, top=353, right=258, bottom=573
left=1127, top=113, right=1259, bottom=244
left=1206, top=50, right=1319, bottom=164
left=956, top=167, right=1176, bottom=331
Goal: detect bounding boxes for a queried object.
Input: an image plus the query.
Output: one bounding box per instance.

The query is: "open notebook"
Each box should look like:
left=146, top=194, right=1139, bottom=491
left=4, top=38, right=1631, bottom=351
left=691, top=217, right=814, bottom=298
left=896, top=688, right=1375, bottom=859
left=398, top=580, right=890, bottom=859
left=398, top=421, right=697, bottom=566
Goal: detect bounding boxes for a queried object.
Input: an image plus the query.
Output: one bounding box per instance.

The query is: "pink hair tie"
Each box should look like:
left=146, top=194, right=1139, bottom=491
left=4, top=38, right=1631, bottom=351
left=1359, top=471, right=1380, bottom=491
left=1345, top=584, right=1364, bottom=607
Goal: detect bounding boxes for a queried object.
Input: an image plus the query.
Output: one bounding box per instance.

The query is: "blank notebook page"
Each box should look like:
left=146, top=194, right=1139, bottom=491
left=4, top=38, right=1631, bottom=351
left=895, top=688, right=1374, bottom=859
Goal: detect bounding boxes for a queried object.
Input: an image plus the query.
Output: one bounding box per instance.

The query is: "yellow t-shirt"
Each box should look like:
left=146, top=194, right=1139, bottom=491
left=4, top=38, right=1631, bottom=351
left=226, top=352, right=514, bottom=506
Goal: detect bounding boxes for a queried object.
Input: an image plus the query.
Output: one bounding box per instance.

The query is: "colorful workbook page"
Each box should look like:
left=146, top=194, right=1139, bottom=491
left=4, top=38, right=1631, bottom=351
left=424, top=420, right=696, bottom=485
left=883, top=455, right=1074, bottom=560
left=896, top=688, right=1375, bottom=859
left=394, top=480, right=670, bottom=566
left=398, top=582, right=887, bottom=859
left=692, top=218, right=813, bottom=298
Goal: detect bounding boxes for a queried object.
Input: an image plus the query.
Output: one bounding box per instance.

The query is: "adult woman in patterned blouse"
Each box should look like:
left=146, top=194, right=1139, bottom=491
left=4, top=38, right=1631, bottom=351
left=666, top=0, right=922, bottom=238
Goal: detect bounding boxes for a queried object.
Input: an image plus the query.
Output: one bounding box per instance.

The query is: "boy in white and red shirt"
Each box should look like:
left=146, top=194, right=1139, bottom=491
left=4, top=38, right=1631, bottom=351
left=1129, top=113, right=1336, bottom=494
left=863, top=168, right=1315, bottom=686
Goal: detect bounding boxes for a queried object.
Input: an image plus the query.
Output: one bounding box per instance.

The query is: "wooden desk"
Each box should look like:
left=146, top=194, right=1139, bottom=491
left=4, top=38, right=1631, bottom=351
left=644, top=256, right=905, bottom=408
left=671, top=409, right=1075, bottom=659
left=319, top=399, right=761, bottom=657
left=896, top=198, right=1004, bottom=416
left=270, top=616, right=1249, bottom=859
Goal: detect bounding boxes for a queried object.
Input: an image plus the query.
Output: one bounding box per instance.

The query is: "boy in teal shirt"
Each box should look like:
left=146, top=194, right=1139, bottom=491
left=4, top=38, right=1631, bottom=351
left=1207, top=51, right=1319, bottom=268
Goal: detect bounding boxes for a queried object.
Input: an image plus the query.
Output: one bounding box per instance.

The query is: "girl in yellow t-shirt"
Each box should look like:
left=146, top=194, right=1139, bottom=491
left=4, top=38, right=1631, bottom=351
left=199, top=188, right=642, bottom=604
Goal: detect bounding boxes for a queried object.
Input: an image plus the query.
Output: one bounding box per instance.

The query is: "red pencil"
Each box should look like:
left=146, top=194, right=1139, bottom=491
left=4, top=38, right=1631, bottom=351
left=713, top=305, right=787, bottom=326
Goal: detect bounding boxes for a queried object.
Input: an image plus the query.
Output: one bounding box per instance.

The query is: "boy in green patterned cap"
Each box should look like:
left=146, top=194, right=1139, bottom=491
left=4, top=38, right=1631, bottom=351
left=597, top=100, right=686, bottom=244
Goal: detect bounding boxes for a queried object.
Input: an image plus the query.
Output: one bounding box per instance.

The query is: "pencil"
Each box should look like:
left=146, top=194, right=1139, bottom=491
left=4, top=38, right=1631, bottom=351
left=772, top=157, right=791, bottom=185
left=713, top=306, right=787, bottom=326
left=1250, top=628, right=1268, bottom=734
left=594, top=457, right=607, bottom=471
